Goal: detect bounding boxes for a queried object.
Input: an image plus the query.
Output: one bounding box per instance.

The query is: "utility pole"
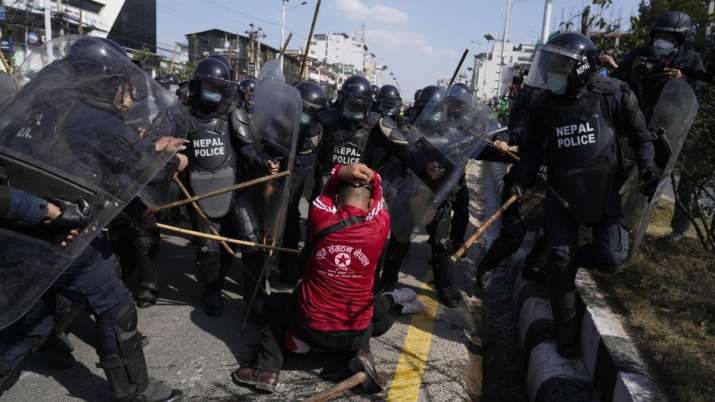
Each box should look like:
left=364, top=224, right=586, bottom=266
left=280, top=0, right=286, bottom=68
left=707, top=0, right=715, bottom=37
left=541, top=0, right=552, bottom=44
left=43, top=0, right=52, bottom=43
left=496, top=0, right=513, bottom=99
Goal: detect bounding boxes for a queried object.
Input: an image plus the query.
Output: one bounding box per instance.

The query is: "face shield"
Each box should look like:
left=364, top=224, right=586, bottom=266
left=341, top=97, right=371, bottom=121
left=377, top=98, right=401, bottom=115
left=525, top=45, right=579, bottom=95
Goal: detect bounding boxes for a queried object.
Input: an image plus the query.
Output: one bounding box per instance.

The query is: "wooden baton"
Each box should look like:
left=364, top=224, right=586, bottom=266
left=451, top=194, right=520, bottom=262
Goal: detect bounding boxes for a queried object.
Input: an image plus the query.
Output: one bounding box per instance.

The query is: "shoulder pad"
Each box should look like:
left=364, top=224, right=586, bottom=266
left=365, top=111, right=381, bottom=127
left=231, top=108, right=254, bottom=144
left=379, top=117, right=408, bottom=147
left=231, top=108, right=251, bottom=126
left=589, top=76, right=624, bottom=95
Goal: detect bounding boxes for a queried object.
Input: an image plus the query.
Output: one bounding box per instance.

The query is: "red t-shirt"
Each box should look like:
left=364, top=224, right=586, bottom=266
left=298, top=164, right=390, bottom=332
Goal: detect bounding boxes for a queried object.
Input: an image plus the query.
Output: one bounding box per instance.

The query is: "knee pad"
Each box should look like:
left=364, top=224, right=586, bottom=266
left=97, top=303, right=150, bottom=398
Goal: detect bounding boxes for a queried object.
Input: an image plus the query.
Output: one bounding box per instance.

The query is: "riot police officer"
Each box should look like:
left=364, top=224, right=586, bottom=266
left=373, top=84, right=402, bottom=121
left=380, top=84, right=465, bottom=307
left=515, top=32, right=658, bottom=357
left=316, top=75, right=406, bottom=185
left=603, top=11, right=707, bottom=240
left=238, top=78, right=256, bottom=113
left=279, top=80, right=327, bottom=282
left=183, top=57, right=251, bottom=317
left=0, top=36, right=184, bottom=401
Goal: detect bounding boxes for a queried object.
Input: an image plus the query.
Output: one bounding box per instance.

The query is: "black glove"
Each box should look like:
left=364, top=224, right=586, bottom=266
left=639, top=167, right=662, bottom=199
left=508, top=183, right=523, bottom=199
left=48, top=198, right=93, bottom=230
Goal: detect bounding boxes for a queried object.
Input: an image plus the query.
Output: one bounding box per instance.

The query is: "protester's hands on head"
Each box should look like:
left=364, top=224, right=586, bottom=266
left=155, top=136, right=189, bottom=153
left=339, top=163, right=373, bottom=185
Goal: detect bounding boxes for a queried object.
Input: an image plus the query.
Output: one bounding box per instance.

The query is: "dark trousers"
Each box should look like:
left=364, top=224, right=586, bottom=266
left=280, top=167, right=310, bottom=282
left=0, top=245, right=131, bottom=365
left=544, top=195, right=628, bottom=330
left=255, top=292, right=400, bottom=373
left=450, top=179, right=470, bottom=246
left=188, top=207, right=241, bottom=293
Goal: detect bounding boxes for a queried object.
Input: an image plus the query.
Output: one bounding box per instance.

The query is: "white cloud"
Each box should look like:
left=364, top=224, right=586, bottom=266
left=365, top=29, right=434, bottom=55
left=335, top=0, right=408, bottom=24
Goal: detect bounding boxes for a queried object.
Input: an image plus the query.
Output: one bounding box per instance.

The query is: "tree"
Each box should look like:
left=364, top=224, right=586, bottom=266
left=621, top=0, right=715, bottom=251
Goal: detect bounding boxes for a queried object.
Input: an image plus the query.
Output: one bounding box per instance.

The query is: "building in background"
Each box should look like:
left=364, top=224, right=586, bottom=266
left=0, top=0, right=157, bottom=69
left=473, top=41, right=535, bottom=101
left=309, top=32, right=378, bottom=86
left=185, top=28, right=301, bottom=82
left=107, top=0, right=157, bottom=54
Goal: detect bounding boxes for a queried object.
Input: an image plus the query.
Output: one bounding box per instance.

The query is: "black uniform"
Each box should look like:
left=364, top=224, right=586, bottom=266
left=517, top=33, right=657, bottom=357
left=612, top=11, right=708, bottom=237
left=0, top=37, right=182, bottom=402
left=380, top=85, right=464, bottom=307
left=183, top=58, right=247, bottom=317
left=279, top=81, right=327, bottom=282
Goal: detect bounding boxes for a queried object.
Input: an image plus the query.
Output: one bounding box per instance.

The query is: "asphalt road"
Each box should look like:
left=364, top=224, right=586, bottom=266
left=2, top=161, right=498, bottom=402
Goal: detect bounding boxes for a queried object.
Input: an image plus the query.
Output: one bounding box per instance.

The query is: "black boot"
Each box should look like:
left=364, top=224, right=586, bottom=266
left=98, top=305, right=182, bottom=402
left=40, top=331, right=76, bottom=369
left=0, top=357, right=21, bottom=398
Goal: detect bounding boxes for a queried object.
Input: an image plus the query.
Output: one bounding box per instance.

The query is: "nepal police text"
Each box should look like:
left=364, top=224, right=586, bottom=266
left=555, top=122, right=597, bottom=149
left=193, top=138, right=226, bottom=158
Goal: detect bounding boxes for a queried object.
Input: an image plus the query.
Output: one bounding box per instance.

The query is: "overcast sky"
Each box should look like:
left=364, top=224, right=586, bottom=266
left=157, top=0, right=641, bottom=96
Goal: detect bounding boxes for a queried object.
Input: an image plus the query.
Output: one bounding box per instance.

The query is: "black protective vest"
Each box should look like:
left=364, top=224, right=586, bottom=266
left=543, top=89, right=618, bottom=223
left=187, top=115, right=236, bottom=218
left=322, top=111, right=380, bottom=166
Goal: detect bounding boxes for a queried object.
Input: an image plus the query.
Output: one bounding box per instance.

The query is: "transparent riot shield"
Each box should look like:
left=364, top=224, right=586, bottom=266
left=246, top=59, right=301, bottom=248
left=0, top=36, right=186, bottom=329
left=621, top=78, right=699, bottom=258
left=381, top=88, right=491, bottom=242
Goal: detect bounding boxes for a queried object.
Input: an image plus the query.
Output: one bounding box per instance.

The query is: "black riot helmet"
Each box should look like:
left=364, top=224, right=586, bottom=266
left=67, top=37, right=137, bottom=103
left=416, top=85, right=444, bottom=108
left=414, top=89, right=422, bottom=103
left=374, top=84, right=402, bottom=118
left=371, top=84, right=380, bottom=101
left=207, top=53, right=231, bottom=70
left=155, top=74, right=179, bottom=89
left=446, top=83, right=471, bottom=99
left=68, top=37, right=130, bottom=75
left=294, top=80, right=327, bottom=124
left=191, top=57, right=232, bottom=106
left=651, top=11, right=692, bottom=45
left=416, top=85, right=446, bottom=124
left=238, top=78, right=256, bottom=110
left=337, top=75, right=373, bottom=121
left=525, top=32, right=598, bottom=95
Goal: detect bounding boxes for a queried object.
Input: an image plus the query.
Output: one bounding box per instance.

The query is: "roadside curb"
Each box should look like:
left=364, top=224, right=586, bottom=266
left=510, top=265, right=666, bottom=402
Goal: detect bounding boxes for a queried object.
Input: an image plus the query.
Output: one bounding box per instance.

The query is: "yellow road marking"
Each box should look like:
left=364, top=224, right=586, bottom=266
left=386, top=276, right=440, bottom=402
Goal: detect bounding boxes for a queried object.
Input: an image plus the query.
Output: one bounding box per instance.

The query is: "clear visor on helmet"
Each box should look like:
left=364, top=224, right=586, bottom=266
left=525, top=45, right=579, bottom=92
left=342, top=98, right=370, bottom=120
left=378, top=98, right=401, bottom=114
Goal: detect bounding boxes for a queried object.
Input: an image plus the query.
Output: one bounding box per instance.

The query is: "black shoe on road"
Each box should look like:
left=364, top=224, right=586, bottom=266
left=437, top=286, right=460, bottom=308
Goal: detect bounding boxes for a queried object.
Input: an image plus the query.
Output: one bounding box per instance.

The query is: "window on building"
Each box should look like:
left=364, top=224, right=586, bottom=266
left=65, top=0, right=104, bottom=14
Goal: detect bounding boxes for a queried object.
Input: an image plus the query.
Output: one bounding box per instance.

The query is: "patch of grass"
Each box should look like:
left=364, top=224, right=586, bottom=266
left=594, top=203, right=715, bottom=402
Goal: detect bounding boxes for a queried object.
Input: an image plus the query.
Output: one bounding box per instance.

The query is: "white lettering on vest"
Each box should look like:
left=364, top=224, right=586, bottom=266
left=555, top=121, right=597, bottom=149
